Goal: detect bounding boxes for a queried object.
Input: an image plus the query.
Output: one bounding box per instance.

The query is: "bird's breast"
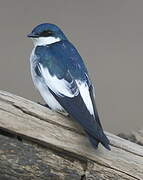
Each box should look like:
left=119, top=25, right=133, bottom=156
left=29, top=47, right=65, bottom=112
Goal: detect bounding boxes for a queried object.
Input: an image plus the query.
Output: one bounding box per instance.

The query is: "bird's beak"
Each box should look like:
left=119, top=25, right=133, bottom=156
left=27, top=32, right=38, bottom=38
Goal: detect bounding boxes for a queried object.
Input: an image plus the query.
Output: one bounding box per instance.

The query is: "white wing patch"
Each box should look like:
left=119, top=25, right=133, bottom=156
left=39, top=64, right=79, bottom=98
left=36, top=80, right=65, bottom=111
left=76, top=80, right=95, bottom=116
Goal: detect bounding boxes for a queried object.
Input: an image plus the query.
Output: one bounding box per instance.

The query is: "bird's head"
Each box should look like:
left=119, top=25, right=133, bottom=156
left=27, top=23, right=67, bottom=46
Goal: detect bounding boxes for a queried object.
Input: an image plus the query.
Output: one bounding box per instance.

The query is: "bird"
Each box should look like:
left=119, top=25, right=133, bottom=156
left=27, top=23, right=110, bottom=150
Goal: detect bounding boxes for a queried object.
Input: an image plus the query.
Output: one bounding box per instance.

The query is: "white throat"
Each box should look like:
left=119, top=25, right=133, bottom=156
left=32, top=36, right=61, bottom=46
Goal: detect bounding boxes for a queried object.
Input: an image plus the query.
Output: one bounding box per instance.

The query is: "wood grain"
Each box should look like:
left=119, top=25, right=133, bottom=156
left=0, top=90, right=143, bottom=179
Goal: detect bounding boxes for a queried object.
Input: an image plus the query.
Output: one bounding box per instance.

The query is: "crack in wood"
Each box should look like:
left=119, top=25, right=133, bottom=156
left=0, top=126, right=140, bottom=180
left=12, top=103, right=84, bottom=136
left=0, top=91, right=143, bottom=179
left=110, top=143, right=143, bottom=158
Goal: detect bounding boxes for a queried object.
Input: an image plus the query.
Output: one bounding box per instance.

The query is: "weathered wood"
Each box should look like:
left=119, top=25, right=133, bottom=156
left=118, top=130, right=143, bottom=146
left=0, top=90, right=143, bottom=179
left=0, top=134, right=84, bottom=180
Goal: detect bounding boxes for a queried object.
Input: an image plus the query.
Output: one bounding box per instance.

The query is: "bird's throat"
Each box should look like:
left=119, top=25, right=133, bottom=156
left=32, top=37, right=61, bottom=46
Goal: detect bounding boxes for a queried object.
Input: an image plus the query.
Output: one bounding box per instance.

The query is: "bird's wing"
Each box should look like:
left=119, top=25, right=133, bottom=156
left=34, top=41, right=110, bottom=149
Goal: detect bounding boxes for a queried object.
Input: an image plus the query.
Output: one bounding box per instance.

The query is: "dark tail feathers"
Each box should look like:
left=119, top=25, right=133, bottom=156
left=86, top=131, right=111, bottom=150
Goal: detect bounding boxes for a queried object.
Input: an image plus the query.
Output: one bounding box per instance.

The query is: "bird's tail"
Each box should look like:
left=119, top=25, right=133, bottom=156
left=48, top=88, right=110, bottom=150
left=86, top=134, right=99, bottom=149
left=86, top=130, right=111, bottom=150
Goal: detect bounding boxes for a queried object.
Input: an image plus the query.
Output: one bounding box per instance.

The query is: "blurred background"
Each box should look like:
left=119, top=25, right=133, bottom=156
left=0, top=0, right=143, bottom=134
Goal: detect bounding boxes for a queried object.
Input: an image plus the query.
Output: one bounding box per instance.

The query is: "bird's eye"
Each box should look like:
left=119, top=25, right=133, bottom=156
left=39, top=30, right=53, bottom=37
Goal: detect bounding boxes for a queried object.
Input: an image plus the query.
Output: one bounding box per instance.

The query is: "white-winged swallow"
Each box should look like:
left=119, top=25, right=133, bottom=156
left=27, top=23, right=110, bottom=150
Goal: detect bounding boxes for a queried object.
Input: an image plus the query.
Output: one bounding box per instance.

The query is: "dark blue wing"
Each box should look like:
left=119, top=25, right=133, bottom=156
left=35, top=40, right=110, bottom=150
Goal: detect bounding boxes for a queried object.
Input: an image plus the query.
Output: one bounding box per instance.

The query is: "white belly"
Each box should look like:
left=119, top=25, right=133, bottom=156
left=35, top=79, right=65, bottom=111
left=30, top=48, right=65, bottom=112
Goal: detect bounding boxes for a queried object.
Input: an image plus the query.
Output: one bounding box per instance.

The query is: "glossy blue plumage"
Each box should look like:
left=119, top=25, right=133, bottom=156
left=28, top=23, right=67, bottom=40
left=35, top=41, right=88, bottom=81
left=28, top=23, right=110, bottom=150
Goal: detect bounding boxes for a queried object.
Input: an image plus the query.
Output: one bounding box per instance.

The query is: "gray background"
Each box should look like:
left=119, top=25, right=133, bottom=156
left=0, top=0, right=143, bottom=134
